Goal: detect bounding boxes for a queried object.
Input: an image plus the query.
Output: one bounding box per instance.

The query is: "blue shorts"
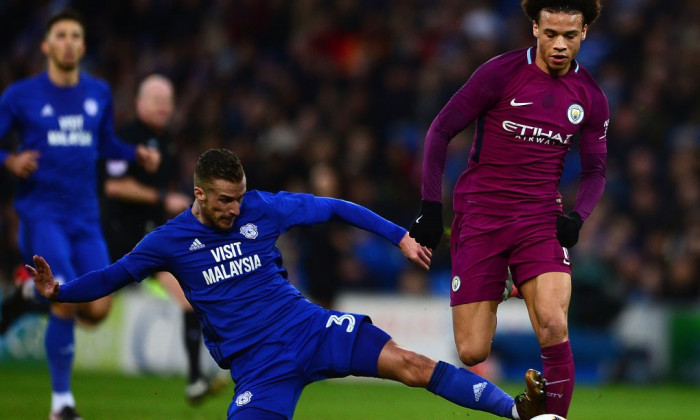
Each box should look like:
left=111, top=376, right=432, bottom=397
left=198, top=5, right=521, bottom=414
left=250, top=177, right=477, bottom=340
left=227, top=310, right=391, bottom=419
left=450, top=210, right=571, bottom=305
left=19, top=215, right=110, bottom=283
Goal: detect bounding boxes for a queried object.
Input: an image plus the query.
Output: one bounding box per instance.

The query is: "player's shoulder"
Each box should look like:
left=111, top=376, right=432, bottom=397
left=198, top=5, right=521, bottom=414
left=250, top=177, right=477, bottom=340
left=576, top=62, right=603, bottom=93
left=79, top=72, right=113, bottom=97
left=243, top=190, right=314, bottom=218
left=244, top=189, right=266, bottom=202
left=251, top=189, right=314, bottom=207
left=472, top=48, right=530, bottom=88
left=570, top=62, right=607, bottom=100
left=147, top=208, right=200, bottom=240
left=241, top=189, right=278, bottom=211
left=248, top=189, right=304, bottom=202
left=481, top=48, right=530, bottom=71
left=1, top=73, right=45, bottom=98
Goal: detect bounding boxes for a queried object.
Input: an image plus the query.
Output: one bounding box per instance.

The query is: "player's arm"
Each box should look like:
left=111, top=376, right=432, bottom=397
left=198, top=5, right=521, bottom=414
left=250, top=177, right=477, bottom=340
left=421, top=97, right=471, bottom=203
left=557, top=90, right=609, bottom=248
left=0, top=86, right=41, bottom=176
left=411, top=62, right=502, bottom=248
left=314, top=197, right=432, bottom=270
left=556, top=152, right=606, bottom=248
left=421, top=61, right=502, bottom=202
left=27, top=255, right=135, bottom=302
left=409, top=95, right=474, bottom=249
left=573, top=151, right=606, bottom=219
left=0, top=87, right=17, bottom=165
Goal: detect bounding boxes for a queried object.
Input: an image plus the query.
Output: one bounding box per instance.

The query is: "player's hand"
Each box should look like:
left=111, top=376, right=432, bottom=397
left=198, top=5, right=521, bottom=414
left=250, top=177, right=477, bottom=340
left=409, top=200, right=443, bottom=249
left=398, top=233, right=432, bottom=270
left=4, top=150, right=40, bottom=178
left=136, top=145, right=161, bottom=173
left=556, top=211, right=583, bottom=248
left=25, top=255, right=60, bottom=300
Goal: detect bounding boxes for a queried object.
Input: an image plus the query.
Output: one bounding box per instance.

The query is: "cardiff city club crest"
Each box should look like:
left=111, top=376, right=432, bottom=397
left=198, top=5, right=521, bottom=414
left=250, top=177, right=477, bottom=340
left=235, top=391, right=253, bottom=406
left=84, top=98, right=98, bottom=116
left=240, top=223, right=258, bottom=239
left=567, top=104, right=584, bottom=124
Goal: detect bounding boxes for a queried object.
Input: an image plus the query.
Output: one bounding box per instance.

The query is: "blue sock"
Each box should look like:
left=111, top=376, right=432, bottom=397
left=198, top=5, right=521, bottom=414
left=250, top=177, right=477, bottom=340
left=427, top=361, right=514, bottom=418
left=45, top=313, right=75, bottom=393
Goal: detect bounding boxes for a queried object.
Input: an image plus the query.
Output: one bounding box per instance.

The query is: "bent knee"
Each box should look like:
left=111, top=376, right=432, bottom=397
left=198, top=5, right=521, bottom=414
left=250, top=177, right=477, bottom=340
left=457, top=348, right=490, bottom=366
left=77, top=313, right=107, bottom=326
left=77, top=299, right=112, bottom=325
left=536, top=320, right=569, bottom=345
left=454, top=333, right=492, bottom=366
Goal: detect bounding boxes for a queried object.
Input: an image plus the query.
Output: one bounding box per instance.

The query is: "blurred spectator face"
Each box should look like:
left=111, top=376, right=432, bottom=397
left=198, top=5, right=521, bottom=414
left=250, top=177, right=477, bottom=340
left=310, top=163, right=340, bottom=198
left=533, top=10, right=587, bottom=76
left=42, top=19, right=85, bottom=71
left=136, top=76, right=175, bottom=132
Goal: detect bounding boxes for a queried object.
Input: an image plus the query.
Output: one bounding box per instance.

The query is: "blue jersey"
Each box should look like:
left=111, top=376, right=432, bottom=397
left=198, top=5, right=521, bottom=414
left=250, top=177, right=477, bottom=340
left=114, top=190, right=406, bottom=367
left=0, top=72, right=135, bottom=219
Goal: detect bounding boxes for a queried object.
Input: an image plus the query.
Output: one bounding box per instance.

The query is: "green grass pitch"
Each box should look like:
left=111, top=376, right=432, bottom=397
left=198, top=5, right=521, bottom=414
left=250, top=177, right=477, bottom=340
left=0, top=364, right=697, bottom=419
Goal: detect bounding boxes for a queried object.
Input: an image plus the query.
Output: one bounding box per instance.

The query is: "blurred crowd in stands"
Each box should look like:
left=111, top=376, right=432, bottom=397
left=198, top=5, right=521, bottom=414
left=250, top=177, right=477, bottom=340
left=0, top=0, right=698, bottom=327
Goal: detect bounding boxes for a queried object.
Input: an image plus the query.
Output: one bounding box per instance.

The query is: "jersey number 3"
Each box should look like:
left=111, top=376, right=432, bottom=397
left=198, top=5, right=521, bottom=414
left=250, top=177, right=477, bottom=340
left=326, top=314, right=356, bottom=332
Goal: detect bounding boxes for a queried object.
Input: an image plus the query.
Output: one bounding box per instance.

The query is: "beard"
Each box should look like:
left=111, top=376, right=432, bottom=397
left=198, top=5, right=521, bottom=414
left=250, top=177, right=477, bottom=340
left=52, top=58, right=79, bottom=72
left=48, top=48, right=80, bottom=72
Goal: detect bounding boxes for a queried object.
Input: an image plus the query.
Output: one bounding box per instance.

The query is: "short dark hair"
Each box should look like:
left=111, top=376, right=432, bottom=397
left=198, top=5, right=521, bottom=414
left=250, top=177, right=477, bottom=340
left=521, top=0, right=601, bottom=26
left=46, top=9, right=85, bottom=36
left=194, top=149, right=246, bottom=189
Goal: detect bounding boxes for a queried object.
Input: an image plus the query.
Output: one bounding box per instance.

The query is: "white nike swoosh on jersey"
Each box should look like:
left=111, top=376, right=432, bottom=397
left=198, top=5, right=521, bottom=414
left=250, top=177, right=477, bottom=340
left=415, top=215, right=423, bottom=223
left=510, top=98, right=533, bottom=107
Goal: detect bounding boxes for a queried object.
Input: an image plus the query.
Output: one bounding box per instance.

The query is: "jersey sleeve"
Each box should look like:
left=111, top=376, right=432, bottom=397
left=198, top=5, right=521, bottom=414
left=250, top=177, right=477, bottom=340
left=97, top=92, right=137, bottom=161
left=421, top=59, right=504, bottom=202
left=268, top=191, right=407, bottom=245
left=579, top=87, right=609, bottom=154
left=573, top=86, right=609, bottom=219
left=0, top=86, right=18, bottom=163
left=115, top=229, right=170, bottom=281
left=57, top=263, right=135, bottom=302
left=574, top=152, right=606, bottom=220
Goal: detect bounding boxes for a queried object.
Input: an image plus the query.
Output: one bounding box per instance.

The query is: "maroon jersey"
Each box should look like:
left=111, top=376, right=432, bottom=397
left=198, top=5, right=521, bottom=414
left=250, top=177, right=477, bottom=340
left=422, top=48, right=608, bottom=218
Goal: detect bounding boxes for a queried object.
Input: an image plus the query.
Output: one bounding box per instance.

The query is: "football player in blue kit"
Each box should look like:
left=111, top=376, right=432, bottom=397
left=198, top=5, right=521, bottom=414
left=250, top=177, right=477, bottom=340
left=29, top=149, right=547, bottom=420
left=0, top=9, right=160, bottom=420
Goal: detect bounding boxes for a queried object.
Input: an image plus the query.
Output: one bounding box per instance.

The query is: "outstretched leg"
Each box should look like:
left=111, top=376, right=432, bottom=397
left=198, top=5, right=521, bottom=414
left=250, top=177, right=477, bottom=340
left=356, top=321, right=545, bottom=419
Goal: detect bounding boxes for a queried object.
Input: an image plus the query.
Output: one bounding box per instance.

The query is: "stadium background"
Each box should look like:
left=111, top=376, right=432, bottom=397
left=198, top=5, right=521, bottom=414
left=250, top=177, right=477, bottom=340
left=0, top=0, right=698, bottom=396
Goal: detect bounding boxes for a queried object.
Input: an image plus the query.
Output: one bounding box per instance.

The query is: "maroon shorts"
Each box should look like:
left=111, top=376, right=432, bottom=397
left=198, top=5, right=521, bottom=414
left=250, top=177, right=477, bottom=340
left=449, top=210, right=571, bottom=306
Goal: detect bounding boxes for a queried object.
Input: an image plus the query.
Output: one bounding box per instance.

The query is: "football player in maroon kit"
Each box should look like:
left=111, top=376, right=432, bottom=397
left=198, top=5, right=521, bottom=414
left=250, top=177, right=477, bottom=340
left=409, top=1, right=608, bottom=417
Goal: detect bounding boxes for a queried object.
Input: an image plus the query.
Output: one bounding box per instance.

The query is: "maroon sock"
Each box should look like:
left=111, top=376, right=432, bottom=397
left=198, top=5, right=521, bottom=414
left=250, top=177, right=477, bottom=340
left=541, top=340, right=575, bottom=417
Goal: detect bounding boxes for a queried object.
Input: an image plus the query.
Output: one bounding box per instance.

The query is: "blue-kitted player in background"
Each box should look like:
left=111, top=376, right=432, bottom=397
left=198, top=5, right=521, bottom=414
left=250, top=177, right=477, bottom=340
left=29, top=148, right=547, bottom=420
left=0, top=9, right=160, bottom=420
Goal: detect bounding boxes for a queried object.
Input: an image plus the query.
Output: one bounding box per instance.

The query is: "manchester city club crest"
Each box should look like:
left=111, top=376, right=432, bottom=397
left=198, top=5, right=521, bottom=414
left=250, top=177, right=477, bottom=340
left=451, top=275, right=461, bottom=292
left=567, top=103, right=584, bottom=124
left=240, top=223, right=258, bottom=239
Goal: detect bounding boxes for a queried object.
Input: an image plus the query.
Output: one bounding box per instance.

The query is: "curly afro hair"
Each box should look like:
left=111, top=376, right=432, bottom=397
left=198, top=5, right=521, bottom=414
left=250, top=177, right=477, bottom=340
left=521, top=0, right=602, bottom=26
